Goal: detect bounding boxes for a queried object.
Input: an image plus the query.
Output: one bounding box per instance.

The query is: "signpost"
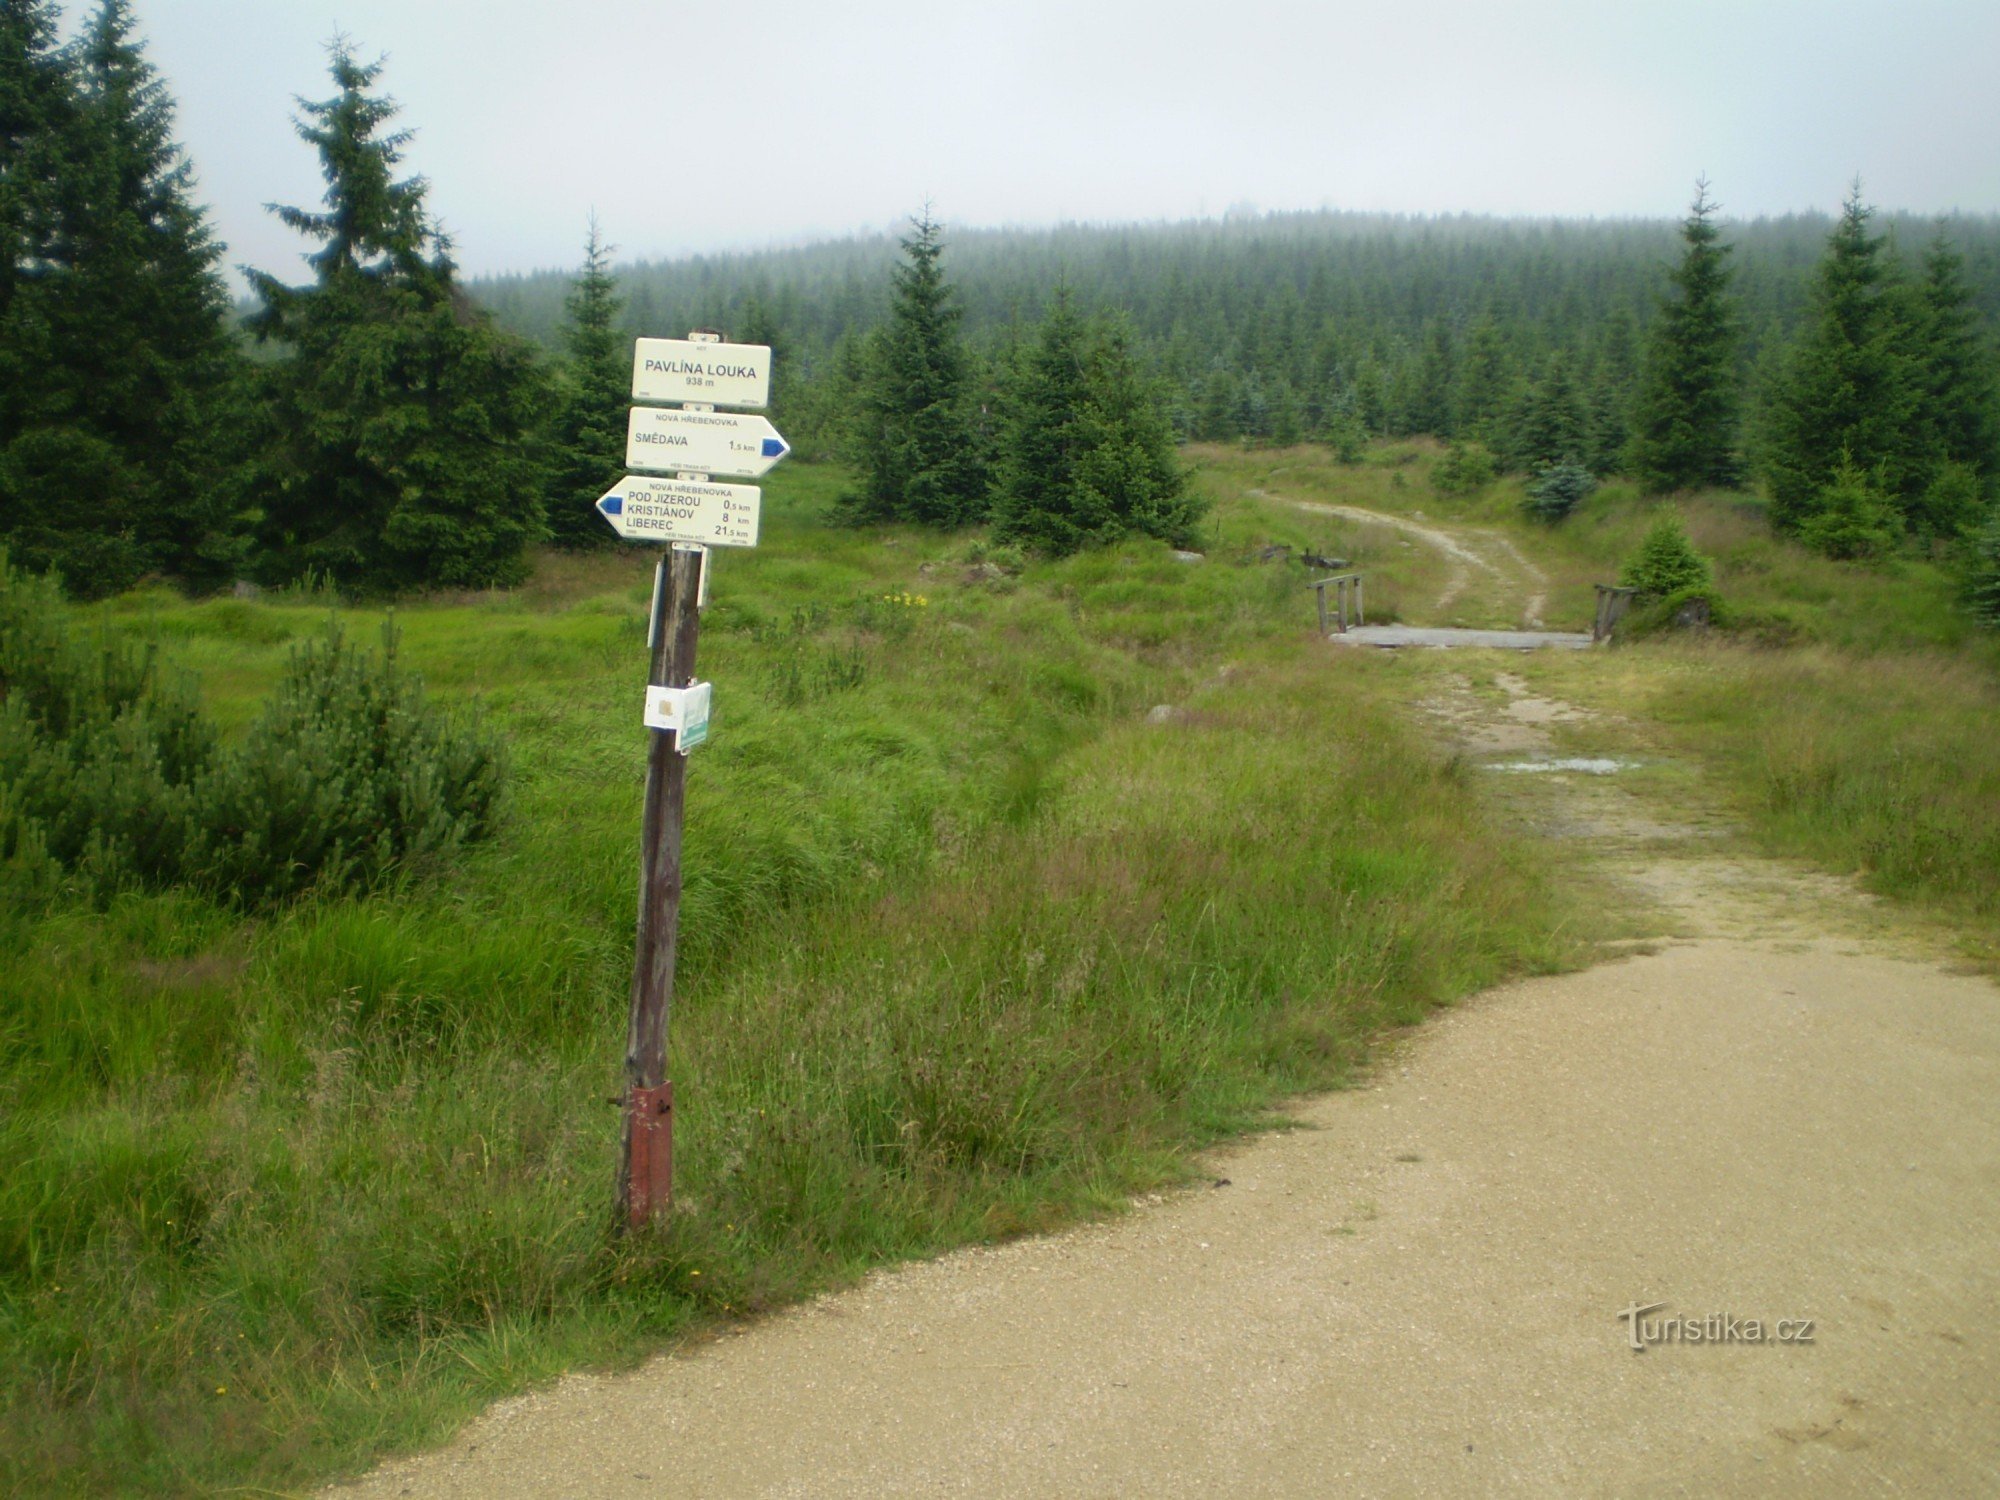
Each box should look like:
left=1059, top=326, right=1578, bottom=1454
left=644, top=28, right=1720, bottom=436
left=596, top=474, right=761, bottom=547
left=625, top=406, right=790, bottom=479
left=612, top=332, right=788, bottom=1231
left=632, top=336, right=771, bottom=408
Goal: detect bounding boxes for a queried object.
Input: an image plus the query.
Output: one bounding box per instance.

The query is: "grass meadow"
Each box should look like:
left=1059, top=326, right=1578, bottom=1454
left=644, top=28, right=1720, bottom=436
left=1, top=460, right=1585, bottom=1495
left=1578, top=644, right=2000, bottom=962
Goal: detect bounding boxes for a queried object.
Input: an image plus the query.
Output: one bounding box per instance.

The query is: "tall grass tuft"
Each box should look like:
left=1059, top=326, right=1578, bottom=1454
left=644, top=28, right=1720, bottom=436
left=1647, top=645, right=2000, bottom=930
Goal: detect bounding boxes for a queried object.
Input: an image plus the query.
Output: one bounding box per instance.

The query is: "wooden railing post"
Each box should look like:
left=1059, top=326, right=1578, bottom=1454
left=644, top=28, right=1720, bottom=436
left=1592, top=584, right=1637, bottom=642
left=1308, top=573, right=1364, bottom=636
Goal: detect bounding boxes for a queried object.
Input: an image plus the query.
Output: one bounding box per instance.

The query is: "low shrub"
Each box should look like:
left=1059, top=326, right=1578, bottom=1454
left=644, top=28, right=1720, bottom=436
left=188, top=620, right=507, bottom=902
left=1620, top=511, right=1713, bottom=597
left=1798, top=455, right=1900, bottom=561
left=0, top=555, right=211, bottom=905
left=1521, top=458, right=1595, bottom=522
left=1617, top=585, right=1728, bottom=640
left=0, top=553, right=504, bottom=908
left=1432, top=442, right=1498, bottom=497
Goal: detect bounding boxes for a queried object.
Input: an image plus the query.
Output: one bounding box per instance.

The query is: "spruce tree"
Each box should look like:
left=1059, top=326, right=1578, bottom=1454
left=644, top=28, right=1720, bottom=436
left=1432, top=441, right=1498, bottom=496
left=1586, top=383, right=1630, bottom=477
left=1268, top=378, right=1303, bottom=446
left=783, top=326, right=865, bottom=463
left=1073, top=316, right=1201, bottom=548
left=1350, top=358, right=1388, bottom=435
left=1398, top=320, right=1455, bottom=437
left=992, top=288, right=1092, bottom=552
left=1320, top=396, right=1366, bottom=463
left=544, top=215, right=625, bottom=550
left=1507, top=358, right=1585, bottom=472
left=1628, top=181, right=1740, bottom=492
left=0, top=0, right=246, bottom=594
left=0, top=1, right=68, bottom=351
left=1620, top=512, right=1713, bottom=597
left=1196, top=366, right=1239, bottom=441
left=1964, top=515, right=2000, bottom=629
left=1798, top=451, right=1901, bottom=560
left=733, top=289, right=785, bottom=417
left=70, top=0, right=247, bottom=584
left=1522, top=459, right=1595, bottom=523
left=1234, top=374, right=1271, bottom=440
left=249, top=42, right=547, bottom=591
left=1452, top=316, right=1516, bottom=449
left=848, top=210, right=987, bottom=526
left=1580, top=314, right=1640, bottom=476
left=0, top=0, right=81, bottom=568
left=1907, top=230, right=1998, bottom=531
left=1759, top=184, right=1920, bottom=535
left=992, top=293, right=1200, bottom=555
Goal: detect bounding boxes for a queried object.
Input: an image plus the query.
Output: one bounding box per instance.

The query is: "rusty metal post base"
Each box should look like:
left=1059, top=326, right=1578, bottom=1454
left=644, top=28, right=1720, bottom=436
left=623, top=1082, right=674, bottom=1230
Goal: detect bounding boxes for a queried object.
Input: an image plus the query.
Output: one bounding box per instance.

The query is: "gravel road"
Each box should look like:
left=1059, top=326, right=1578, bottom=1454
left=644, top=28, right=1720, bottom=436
left=334, top=936, right=2000, bottom=1499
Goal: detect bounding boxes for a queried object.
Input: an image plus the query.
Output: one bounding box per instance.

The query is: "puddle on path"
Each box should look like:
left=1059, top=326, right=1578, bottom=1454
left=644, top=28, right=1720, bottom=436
left=1485, top=757, right=1640, bottom=775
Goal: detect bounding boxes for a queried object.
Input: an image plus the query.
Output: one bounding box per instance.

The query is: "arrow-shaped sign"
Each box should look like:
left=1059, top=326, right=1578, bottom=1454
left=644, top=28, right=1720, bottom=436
left=626, top=407, right=790, bottom=479
left=596, top=475, right=761, bottom=547
left=633, top=338, right=771, bottom=409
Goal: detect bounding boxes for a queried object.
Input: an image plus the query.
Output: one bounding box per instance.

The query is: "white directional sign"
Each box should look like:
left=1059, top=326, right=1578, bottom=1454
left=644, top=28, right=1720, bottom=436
left=632, top=338, right=771, bottom=409
left=596, top=475, right=761, bottom=547
left=626, top=407, right=790, bottom=479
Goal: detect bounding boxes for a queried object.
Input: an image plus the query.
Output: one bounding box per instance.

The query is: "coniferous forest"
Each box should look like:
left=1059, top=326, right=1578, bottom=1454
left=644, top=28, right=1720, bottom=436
left=5, top=2, right=1999, bottom=597
left=482, top=193, right=2000, bottom=541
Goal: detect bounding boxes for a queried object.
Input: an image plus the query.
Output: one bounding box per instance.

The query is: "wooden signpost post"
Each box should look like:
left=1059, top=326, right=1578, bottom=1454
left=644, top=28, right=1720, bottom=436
left=610, top=330, right=783, bottom=1231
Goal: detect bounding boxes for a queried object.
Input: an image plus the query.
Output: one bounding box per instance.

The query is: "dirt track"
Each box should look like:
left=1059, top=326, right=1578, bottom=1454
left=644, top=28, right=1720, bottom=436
left=1268, top=492, right=1550, bottom=626
left=330, top=518, right=2000, bottom=1499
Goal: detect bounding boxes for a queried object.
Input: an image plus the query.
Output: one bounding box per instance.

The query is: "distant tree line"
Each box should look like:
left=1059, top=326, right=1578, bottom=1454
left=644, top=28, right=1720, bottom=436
left=733, top=183, right=2000, bottom=563
left=481, top=182, right=2000, bottom=567
left=477, top=202, right=2000, bottom=474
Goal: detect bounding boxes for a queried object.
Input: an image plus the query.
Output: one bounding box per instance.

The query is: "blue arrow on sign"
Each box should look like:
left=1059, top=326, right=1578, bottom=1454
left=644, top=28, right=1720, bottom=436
left=599, top=494, right=624, bottom=517
left=761, top=437, right=786, bottom=458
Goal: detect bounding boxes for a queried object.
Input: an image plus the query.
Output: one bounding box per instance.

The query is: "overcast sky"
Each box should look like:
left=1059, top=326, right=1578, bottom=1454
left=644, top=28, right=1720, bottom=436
left=94, top=0, right=2000, bottom=285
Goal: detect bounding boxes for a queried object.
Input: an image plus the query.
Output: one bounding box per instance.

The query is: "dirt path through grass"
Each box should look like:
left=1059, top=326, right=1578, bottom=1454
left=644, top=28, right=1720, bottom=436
left=1259, top=488, right=1550, bottom=627
left=328, top=521, right=2000, bottom=1499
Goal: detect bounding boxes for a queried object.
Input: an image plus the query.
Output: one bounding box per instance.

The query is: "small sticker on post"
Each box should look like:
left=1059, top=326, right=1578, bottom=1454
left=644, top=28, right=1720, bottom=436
left=643, top=681, right=712, bottom=752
